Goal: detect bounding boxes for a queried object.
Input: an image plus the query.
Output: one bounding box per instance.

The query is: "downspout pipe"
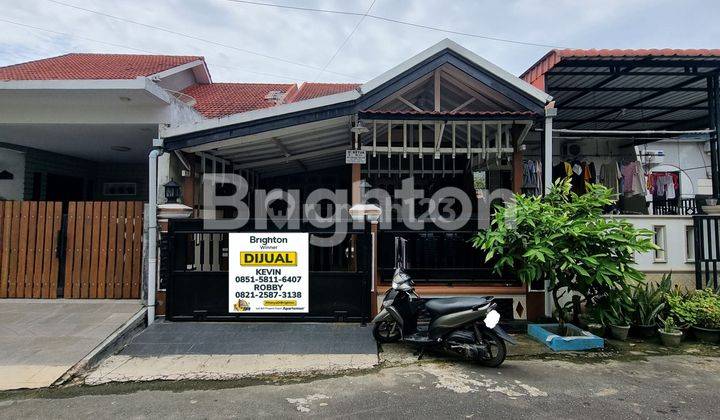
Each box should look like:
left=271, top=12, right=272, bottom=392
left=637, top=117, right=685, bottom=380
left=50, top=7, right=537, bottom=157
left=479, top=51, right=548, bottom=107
left=147, top=139, right=164, bottom=325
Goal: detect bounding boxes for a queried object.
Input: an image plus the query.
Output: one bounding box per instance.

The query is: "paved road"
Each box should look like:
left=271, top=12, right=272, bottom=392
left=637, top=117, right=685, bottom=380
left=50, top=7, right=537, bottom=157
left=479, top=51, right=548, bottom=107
left=1, top=355, right=719, bottom=419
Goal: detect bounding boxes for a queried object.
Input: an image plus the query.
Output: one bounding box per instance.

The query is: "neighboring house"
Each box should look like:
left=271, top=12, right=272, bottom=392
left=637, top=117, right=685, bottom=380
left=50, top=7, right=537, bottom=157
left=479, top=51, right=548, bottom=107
left=0, top=54, right=359, bottom=201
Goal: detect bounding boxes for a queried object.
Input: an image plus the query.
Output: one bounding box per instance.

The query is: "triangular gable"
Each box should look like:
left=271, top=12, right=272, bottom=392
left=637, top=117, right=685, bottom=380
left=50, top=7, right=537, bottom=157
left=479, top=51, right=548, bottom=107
left=356, top=39, right=551, bottom=114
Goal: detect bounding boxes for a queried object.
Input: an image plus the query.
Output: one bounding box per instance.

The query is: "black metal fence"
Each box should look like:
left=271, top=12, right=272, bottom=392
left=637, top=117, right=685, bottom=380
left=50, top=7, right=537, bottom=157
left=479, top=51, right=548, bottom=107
left=378, top=221, right=516, bottom=285
left=693, top=215, right=720, bottom=290
left=653, top=197, right=698, bottom=216
left=165, top=219, right=371, bottom=322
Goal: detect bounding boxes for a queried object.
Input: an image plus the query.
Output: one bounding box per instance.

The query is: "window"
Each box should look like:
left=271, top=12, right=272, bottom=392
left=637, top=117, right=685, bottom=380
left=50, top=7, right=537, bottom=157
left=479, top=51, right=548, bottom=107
left=653, top=225, right=667, bottom=262
left=685, top=225, right=695, bottom=262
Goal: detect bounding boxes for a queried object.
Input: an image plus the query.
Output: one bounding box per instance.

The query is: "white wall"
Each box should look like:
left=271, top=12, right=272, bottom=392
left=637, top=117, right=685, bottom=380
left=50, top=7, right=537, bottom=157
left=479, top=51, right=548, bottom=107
left=0, top=147, right=25, bottom=200
left=640, top=137, right=710, bottom=198
left=605, top=215, right=695, bottom=274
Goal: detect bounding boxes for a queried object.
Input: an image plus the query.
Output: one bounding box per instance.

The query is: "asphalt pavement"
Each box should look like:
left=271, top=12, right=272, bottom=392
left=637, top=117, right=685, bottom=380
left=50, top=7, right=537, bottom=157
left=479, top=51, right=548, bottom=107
left=1, top=355, right=719, bottom=419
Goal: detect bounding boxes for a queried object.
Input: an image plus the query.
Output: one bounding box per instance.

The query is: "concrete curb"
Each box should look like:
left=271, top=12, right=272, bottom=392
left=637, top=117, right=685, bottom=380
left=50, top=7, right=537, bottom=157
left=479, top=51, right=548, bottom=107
left=53, top=307, right=147, bottom=386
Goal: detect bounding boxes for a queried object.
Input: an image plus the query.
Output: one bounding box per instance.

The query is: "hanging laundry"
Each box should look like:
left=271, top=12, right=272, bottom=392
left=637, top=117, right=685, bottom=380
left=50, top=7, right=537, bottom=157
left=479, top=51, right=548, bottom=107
left=620, top=161, right=647, bottom=196
left=598, top=162, right=621, bottom=195
left=522, top=159, right=543, bottom=196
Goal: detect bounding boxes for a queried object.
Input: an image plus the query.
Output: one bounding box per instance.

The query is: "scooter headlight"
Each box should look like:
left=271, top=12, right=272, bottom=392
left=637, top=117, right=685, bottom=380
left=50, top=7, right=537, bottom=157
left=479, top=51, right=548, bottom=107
left=484, top=309, right=500, bottom=329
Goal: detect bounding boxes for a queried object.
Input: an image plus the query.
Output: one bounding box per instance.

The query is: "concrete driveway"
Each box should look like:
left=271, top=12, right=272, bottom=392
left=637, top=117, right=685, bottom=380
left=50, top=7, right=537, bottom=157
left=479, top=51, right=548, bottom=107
left=0, top=299, right=143, bottom=390
left=86, top=321, right=378, bottom=384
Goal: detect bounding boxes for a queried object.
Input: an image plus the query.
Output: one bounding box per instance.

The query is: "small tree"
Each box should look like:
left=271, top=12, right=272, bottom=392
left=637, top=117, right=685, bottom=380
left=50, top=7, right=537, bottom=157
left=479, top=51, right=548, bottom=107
left=473, top=179, right=657, bottom=325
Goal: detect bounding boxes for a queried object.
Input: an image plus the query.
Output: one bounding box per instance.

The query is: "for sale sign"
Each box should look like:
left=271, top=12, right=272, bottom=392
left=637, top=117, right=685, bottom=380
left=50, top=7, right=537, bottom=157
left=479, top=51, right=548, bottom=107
left=228, top=232, right=309, bottom=313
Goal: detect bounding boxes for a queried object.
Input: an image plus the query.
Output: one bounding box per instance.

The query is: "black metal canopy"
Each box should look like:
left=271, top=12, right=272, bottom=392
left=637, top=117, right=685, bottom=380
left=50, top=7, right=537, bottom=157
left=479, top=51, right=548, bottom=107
left=538, top=54, right=720, bottom=131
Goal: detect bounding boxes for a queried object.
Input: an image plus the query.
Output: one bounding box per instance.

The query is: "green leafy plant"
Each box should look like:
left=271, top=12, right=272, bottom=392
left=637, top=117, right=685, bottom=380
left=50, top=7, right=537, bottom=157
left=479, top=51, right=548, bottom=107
left=473, top=179, right=657, bottom=325
left=691, top=289, right=720, bottom=329
left=662, top=316, right=680, bottom=333
left=665, top=286, right=695, bottom=326
left=666, top=288, right=720, bottom=329
left=632, top=274, right=671, bottom=326
left=604, top=302, right=630, bottom=326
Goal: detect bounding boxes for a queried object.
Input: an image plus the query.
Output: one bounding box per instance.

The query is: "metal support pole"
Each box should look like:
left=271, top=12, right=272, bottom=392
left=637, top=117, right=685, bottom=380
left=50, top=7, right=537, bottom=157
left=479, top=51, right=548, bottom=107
left=543, top=109, right=556, bottom=318
left=544, top=109, right=557, bottom=194
left=709, top=75, right=720, bottom=198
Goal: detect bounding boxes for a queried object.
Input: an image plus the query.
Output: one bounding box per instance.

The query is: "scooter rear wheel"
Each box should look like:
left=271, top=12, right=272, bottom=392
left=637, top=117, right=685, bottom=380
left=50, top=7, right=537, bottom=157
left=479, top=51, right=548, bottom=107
left=476, top=329, right=507, bottom=367
left=373, top=321, right=401, bottom=343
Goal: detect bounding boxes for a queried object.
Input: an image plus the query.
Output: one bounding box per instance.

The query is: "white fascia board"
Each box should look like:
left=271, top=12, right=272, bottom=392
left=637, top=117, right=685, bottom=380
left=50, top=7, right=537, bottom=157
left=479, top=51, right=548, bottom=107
left=360, top=38, right=553, bottom=104
left=162, top=89, right=360, bottom=138
left=148, top=59, right=211, bottom=84
left=0, top=77, right=173, bottom=104
left=0, top=78, right=147, bottom=91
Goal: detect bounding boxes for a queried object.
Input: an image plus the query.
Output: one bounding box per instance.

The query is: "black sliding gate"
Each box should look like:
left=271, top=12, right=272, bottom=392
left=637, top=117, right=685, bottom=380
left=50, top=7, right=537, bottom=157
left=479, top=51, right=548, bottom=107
left=164, top=219, right=371, bottom=322
left=693, top=215, right=720, bottom=290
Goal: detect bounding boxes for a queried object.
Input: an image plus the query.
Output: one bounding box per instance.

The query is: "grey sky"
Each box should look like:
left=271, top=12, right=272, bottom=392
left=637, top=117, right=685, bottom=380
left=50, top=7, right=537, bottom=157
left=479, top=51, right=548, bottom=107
left=1, top=0, right=719, bottom=84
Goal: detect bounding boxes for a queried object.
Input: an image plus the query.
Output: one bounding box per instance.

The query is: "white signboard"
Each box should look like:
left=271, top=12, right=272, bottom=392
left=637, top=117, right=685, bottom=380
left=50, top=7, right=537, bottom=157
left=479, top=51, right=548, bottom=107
left=228, top=232, right=309, bottom=313
left=345, top=149, right=366, bottom=164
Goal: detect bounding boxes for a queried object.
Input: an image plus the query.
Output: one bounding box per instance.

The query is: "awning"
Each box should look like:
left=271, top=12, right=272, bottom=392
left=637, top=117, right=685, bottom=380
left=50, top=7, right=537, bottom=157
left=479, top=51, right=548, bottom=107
left=521, top=49, right=720, bottom=131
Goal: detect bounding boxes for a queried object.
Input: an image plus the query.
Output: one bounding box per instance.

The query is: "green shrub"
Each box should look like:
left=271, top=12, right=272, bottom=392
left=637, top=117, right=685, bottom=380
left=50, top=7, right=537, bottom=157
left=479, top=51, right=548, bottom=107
left=473, top=179, right=657, bottom=324
left=631, top=274, right=671, bottom=326
left=692, top=289, right=720, bottom=329
left=666, top=288, right=720, bottom=329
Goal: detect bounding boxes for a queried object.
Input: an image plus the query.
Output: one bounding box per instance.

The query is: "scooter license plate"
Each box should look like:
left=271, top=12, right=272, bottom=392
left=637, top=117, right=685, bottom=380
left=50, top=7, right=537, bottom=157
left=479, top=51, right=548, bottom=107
left=484, top=309, right=501, bottom=329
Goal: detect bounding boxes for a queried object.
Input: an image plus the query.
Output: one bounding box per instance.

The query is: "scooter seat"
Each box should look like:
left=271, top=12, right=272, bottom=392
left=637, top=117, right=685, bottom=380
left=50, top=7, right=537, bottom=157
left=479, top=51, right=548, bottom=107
left=424, top=296, right=492, bottom=318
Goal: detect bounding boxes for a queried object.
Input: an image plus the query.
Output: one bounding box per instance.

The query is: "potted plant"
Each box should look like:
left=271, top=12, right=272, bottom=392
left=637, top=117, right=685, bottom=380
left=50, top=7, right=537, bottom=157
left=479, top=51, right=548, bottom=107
left=473, top=180, right=657, bottom=337
left=606, top=298, right=633, bottom=341
left=631, top=275, right=670, bottom=339
left=689, top=289, right=720, bottom=343
left=658, top=316, right=683, bottom=347
left=664, top=286, right=693, bottom=337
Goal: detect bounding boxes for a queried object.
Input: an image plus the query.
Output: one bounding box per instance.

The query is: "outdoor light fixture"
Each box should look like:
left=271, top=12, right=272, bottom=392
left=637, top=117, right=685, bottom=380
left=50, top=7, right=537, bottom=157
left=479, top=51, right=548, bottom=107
left=350, top=122, right=369, bottom=135
left=349, top=203, right=382, bottom=223
left=163, top=179, right=181, bottom=203
left=351, top=122, right=370, bottom=149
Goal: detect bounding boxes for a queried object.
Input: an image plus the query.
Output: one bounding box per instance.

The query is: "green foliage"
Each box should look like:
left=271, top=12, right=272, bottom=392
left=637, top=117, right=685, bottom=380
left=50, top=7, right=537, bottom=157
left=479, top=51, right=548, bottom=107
left=665, top=288, right=720, bottom=329
left=473, top=179, right=658, bottom=324
left=663, top=316, right=679, bottom=333
left=631, top=274, right=671, bottom=326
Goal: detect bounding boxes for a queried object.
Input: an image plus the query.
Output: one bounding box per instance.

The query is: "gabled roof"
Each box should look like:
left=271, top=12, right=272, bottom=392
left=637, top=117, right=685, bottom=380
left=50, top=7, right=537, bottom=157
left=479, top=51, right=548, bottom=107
left=0, top=53, right=203, bottom=80
left=181, top=83, right=297, bottom=119
left=362, top=39, right=552, bottom=104
left=286, top=82, right=360, bottom=102
left=163, top=38, right=553, bottom=145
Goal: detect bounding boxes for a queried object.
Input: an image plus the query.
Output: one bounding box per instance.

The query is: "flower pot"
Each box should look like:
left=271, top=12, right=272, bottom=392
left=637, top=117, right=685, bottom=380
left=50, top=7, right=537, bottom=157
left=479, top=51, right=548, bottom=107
left=658, top=329, right=683, bottom=347
left=692, top=326, right=720, bottom=343
left=587, top=323, right=605, bottom=337
left=610, top=324, right=630, bottom=341
left=632, top=324, right=657, bottom=339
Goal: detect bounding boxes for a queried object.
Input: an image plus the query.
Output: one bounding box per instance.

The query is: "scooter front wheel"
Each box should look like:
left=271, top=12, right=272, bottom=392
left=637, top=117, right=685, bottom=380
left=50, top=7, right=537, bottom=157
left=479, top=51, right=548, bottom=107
left=373, top=321, right=401, bottom=343
left=476, top=329, right=507, bottom=367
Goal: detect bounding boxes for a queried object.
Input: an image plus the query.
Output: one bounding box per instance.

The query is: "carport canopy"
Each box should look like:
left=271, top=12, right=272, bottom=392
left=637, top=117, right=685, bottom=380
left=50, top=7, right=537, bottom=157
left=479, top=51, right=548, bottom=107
left=521, top=49, right=720, bottom=132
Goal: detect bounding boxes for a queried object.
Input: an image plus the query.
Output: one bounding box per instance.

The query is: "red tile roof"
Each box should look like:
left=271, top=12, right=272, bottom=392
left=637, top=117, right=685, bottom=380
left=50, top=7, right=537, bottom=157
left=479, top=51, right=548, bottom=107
left=521, top=48, right=720, bottom=90
left=286, top=82, right=360, bottom=102
left=182, top=83, right=297, bottom=119
left=0, top=53, right=202, bottom=81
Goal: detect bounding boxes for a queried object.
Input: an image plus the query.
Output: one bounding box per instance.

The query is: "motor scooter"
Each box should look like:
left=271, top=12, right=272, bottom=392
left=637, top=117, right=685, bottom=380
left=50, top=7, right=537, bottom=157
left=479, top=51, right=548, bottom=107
left=372, top=238, right=515, bottom=367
